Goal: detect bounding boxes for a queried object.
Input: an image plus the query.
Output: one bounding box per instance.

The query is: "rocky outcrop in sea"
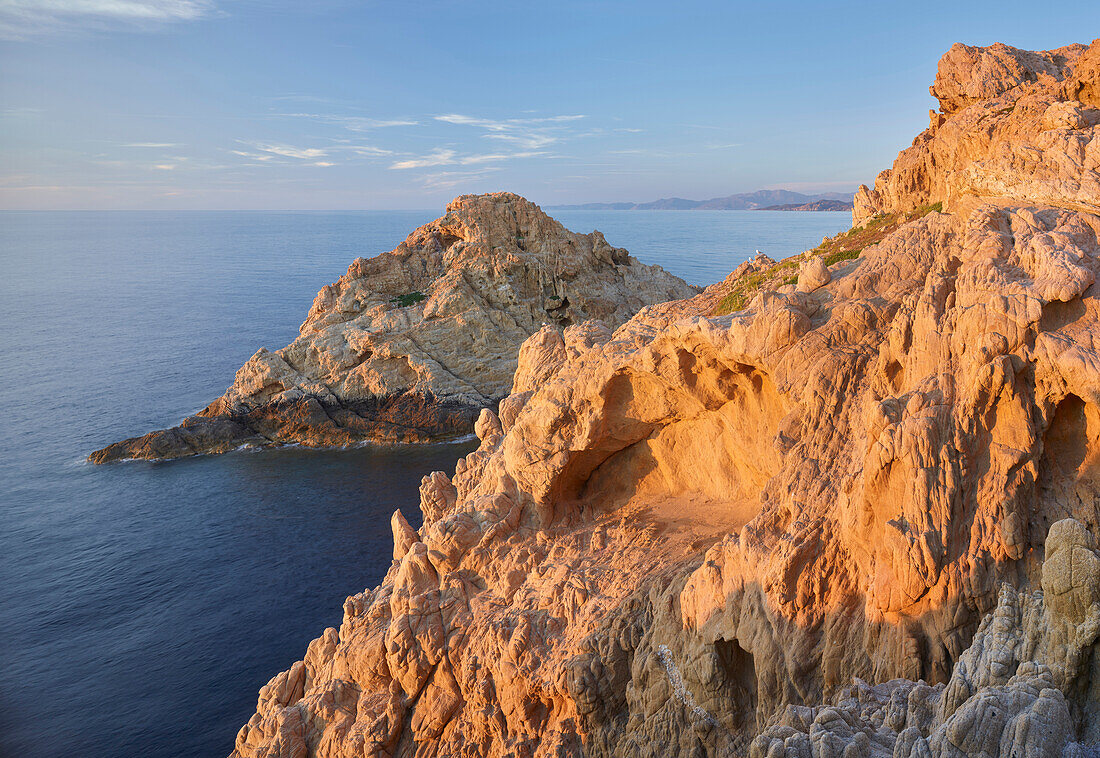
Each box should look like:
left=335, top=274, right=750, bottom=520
left=89, top=193, right=695, bottom=462
left=230, top=40, right=1100, bottom=758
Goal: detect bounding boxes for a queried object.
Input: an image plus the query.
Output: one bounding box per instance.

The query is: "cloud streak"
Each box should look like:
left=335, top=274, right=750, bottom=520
left=0, top=0, right=215, bottom=37
left=278, top=112, right=419, bottom=132
left=390, top=148, right=456, bottom=170
left=419, top=167, right=500, bottom=190
left=389, top=148, right=545, bottom=170
left=228, top=140, right=395, bottom=167
left=434, top=113, right=585, bottom=150
left=249, top=143, right=327, bottom=160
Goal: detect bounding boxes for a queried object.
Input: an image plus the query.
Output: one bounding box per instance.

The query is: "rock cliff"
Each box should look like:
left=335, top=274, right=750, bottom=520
left=231, top=41, right=1100, bottom=758
left=854, top=41, right=1100, bottom=226
left=89, top=193, right=695, bottom=462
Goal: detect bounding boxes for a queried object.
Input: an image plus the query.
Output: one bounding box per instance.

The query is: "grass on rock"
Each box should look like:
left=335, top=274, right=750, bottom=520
left=389, top=291, right=427, bottom=307
left=712, top=202, right=943, bottom=316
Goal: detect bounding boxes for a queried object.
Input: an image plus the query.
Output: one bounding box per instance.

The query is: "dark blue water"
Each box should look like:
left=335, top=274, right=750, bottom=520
left=0, top=209, right=849, bottom=758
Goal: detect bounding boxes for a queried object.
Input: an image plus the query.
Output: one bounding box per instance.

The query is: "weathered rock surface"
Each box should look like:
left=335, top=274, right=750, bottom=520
left=89, top=193, right=695, bottom=462
left=749, top=519, right=1100, bottom=758
left=230, top=42, right=1100, bottom=758
left=855, top=40, right=1100, bottom=226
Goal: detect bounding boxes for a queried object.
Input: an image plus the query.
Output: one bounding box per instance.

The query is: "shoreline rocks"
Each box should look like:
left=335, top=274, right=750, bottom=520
left=89, top=193, right=696, bottom=463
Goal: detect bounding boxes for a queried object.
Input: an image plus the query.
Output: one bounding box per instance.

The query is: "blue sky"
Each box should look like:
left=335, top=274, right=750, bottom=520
left=1, top=1, right=1098, bottom=210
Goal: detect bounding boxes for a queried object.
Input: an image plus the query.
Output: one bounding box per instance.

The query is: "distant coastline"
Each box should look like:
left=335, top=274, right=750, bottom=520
left=758, top=199, right=854, bottom=211
left=549, top=188, right=855, bottom=211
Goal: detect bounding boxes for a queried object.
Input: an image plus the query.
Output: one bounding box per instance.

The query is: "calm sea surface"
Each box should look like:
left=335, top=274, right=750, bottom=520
left=0, top=209, right=848, bottom=758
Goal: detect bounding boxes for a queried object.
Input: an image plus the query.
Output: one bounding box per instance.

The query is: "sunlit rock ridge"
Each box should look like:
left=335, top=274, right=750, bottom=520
left=89, top=193, right=695, bottom=463
left=232, top=41, right=1100, bottom=757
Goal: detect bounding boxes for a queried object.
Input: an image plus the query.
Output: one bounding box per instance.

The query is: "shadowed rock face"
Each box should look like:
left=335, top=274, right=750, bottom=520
left=230, top=43, right=1100, bottom=758
left=89, top=193, right=696, bottom=463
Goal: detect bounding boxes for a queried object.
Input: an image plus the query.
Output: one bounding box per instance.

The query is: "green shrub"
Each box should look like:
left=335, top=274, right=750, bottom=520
left=389, top=291, right=427, bottom=307
left=822, top=247, right=864, bottom=267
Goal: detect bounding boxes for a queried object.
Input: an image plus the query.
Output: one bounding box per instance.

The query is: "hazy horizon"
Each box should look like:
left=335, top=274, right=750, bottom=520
left=0, top=186, right=858, bottom=213
left=2, top=0, right=1098, bottom=210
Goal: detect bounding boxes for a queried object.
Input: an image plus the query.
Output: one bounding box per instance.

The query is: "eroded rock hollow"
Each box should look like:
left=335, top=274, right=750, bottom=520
left=232, top=41, right=1100, bottom=757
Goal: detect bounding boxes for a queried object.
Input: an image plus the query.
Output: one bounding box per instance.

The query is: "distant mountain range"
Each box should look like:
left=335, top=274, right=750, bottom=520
left=549, top=189, right=855, bottom=211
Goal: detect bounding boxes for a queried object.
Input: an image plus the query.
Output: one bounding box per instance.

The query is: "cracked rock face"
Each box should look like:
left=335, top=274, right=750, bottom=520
left=230, top=42, right=1100, bottom=758
left=750, top=519, right=1100, bottom=758
left=89, top=193, right=695, bottom=462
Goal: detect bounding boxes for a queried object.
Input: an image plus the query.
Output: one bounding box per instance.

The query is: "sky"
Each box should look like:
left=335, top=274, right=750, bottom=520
left=1, top=1, right=1098, bottom=210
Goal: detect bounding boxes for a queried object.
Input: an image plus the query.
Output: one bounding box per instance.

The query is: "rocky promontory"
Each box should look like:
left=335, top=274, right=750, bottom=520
left=89, top=194, right=695, bottom=463
left=230, top=41, right=1100, bottom=758
left=758, top=199, right=854, bottom=212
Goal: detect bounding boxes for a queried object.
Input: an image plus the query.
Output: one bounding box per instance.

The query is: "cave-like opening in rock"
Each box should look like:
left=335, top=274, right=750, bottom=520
left=439, top=231, right=462, bottom=249
left=714, top=637, right=758, bottom=730
left=576, top=359, right=785, bottom=533
left=885, top=359, right=904, bottom=393
left=1039, top=393, right=1100, bottom=535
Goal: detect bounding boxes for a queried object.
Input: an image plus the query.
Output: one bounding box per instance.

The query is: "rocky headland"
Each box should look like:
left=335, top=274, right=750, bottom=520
left=230, top=41, right=1100, bottom=757
left=758, top=200, right=855, bottom=212
left=89, top=194, right=695, bottom=463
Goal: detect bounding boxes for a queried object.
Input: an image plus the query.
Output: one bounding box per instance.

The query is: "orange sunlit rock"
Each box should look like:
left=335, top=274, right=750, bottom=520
left=231, top=41, right=1100, bottom=758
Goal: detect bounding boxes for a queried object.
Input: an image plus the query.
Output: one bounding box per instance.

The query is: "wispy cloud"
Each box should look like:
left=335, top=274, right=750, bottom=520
left=390, top=148, right=545, bottom=171
left=435, top=114, right=585, bottom=129
left=250, top=142, right=327, bottom=160
left=420, top=167, right=500, bottom=190
left=459, top=151, right=544, bottom=165
left=229, top=140, right=391, bottom=167
left=0, top=0, right=215, bottom=38
left=229, top=149, right=274, bottom=161
left=434, top=113, right=585, bottom=150
left=390, top=148, right=456, bottom=170
left=330, top=141, right=392, bottom=157
left=1, top=106, right=43, bottom=117
left=123, top=142, right=178, bottom=148
left=278, top=112, right=418, bottom=132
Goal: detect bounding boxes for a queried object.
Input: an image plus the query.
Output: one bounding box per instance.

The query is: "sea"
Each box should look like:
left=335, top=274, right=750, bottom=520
left=0, top=208, right=849, bottom=758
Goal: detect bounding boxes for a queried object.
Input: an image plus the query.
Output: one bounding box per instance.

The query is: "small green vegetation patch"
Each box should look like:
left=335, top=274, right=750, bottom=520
left=389, top=291, right=427, bottom=307
left=711, top=201, right=944, bottom=317
left=822, top=247, right=864, bottom=267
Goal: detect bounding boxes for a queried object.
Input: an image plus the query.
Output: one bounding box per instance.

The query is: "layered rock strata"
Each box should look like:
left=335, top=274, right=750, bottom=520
left=232, top=41, right=1100, bottom=758
left=90, top=194, right=695, bottom=462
